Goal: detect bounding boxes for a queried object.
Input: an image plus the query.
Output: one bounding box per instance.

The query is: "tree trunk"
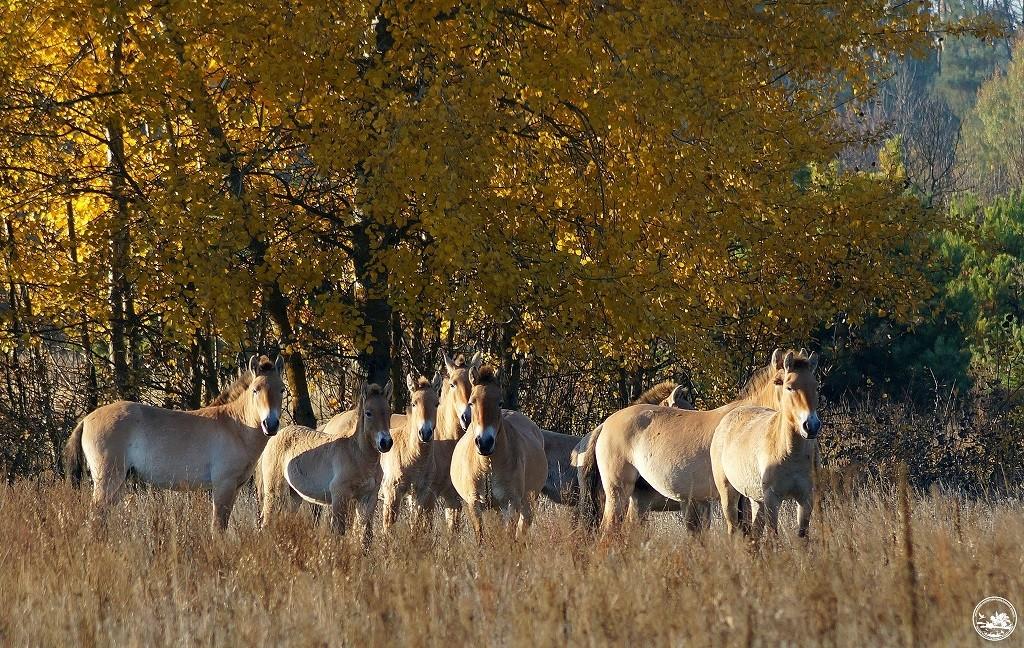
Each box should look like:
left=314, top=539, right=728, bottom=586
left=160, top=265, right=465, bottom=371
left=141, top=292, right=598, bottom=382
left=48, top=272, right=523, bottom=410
left=390, top=311, right=407, bottom=411
left=352, top=220, right=393, bottom=388
left=105, top=33, right=137, bottom=401
left=266, top=284, right=316, bottom=427
left=500, top=322, right=521, bottom=410
left=66, top=202, right=99, bottom=411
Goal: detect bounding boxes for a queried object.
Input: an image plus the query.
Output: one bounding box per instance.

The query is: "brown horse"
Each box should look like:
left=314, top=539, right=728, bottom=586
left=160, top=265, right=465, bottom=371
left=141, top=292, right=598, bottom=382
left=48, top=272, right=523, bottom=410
left=403, top=350, right=481, bottom=531
left=258, top=381, right=393, bottom=544
left=584, top=350, right=788, bottom=536
left=379, top=372, right=443, bottom=531
left=450, top=365, right=547, bottom=540
left=712, top=350, right=821, bottom=539
left=541, top=381, right=694, bottom=507
left=65, top=355, right=285, bottom=531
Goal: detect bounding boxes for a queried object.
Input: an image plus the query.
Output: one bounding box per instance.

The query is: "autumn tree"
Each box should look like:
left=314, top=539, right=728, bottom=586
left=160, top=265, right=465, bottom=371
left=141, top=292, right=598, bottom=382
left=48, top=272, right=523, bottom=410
left=0, top=0, right=981, bottom=429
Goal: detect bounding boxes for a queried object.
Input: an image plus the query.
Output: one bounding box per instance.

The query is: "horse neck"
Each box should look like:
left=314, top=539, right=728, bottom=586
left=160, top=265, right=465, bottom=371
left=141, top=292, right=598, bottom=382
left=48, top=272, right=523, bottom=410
left=399, top=408, right=426, bottom=460
left=766, top=406, right=798, bottom=462
left=734, top=367, right=778, bottom=409
left=436, top=389, right=462, bottom=441
left=223, top=393, right=258, bottom=429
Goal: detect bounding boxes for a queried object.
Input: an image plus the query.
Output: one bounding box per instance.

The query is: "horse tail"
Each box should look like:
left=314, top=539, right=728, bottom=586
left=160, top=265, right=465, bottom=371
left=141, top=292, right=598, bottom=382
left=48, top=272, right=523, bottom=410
left=64, top=419, right=86, bottom=488
left=572, top=423, right=604, bottom=531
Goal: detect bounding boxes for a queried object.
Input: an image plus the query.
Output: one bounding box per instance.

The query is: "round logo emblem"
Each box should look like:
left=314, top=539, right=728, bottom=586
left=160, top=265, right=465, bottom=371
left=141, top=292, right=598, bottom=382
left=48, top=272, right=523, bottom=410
left=974, top=597, right=1017, bottom=642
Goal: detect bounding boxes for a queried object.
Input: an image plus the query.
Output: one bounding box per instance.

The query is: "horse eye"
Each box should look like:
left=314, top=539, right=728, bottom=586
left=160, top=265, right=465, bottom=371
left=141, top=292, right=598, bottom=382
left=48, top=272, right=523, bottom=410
left=450, top=383, right=455, bottom=389
left=786, top=386, right=796, bottom=392
left=365, top=411, right=373, bottom=417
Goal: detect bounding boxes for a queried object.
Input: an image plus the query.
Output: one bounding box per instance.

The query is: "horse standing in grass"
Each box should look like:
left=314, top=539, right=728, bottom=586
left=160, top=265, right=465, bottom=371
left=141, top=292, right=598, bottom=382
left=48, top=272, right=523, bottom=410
left=407, top=350, right=481, bottom=531
left=379, top=372, right=443, bottom=531
left=450, top=366, right=547, bottom=540
left=65, top=355, right=285, bottom=532
left=541, top=381, right=694, bottom=507
left=712, top=350, right=821, bottom=539
left=581, top=350, right=789, bottom=536
left=258, top=381, right=393, bottom=544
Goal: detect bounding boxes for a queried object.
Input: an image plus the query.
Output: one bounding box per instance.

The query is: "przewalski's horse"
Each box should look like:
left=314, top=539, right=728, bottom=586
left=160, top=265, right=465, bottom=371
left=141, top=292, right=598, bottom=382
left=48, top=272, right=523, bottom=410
left=586, top=351, right=789, bottom=536
left=712, top=350, right=821, bottom=539
left=379, top=372, right=443, bottom=531
left=542, top=382, right=694, bottom=508
left=258, top=381, right=393, bottom=544
left=411, top=350, right=482, bottom=531
left=450, top=365, right=547, bottom=540
left=65, top=355, right=285, bottom=531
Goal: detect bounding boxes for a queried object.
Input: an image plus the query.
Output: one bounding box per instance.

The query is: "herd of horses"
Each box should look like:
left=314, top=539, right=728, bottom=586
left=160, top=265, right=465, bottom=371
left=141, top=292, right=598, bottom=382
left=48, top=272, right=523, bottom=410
left=63, top=347, right=822, bottom=544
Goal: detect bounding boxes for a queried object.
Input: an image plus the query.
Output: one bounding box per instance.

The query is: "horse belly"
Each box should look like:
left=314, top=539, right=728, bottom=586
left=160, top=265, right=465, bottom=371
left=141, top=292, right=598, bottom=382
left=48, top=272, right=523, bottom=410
left=633, top=440, right=716, bottom=503
left=126, top=437, right=213, bottom=490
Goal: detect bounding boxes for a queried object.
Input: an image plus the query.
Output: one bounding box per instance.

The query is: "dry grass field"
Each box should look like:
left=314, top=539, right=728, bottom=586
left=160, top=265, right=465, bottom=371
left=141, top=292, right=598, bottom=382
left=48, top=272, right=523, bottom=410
left=1, top=480, right=1021, bottom=647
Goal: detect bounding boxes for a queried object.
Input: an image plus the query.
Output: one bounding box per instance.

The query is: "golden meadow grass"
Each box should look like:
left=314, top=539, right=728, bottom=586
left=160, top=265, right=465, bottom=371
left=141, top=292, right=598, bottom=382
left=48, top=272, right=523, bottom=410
left=1, top=481, right=1021, bottom=647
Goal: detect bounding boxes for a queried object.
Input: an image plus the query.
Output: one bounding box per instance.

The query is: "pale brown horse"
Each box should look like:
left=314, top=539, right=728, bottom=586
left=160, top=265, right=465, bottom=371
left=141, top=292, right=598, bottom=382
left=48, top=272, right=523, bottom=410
left=257, top=381, right=393, bottom=544
left=450, top=365, right=547, bottom=540
left=541, top=381, right=694, bottom=507
left=65, top=355, right=285, bottom=531
left=584, top=350, right=788, bottom=536
left=379, top=372, right=443, bottom=531
left=401, top=350, right=481, bottom=531
left=712, top=350, right=821, bottom=539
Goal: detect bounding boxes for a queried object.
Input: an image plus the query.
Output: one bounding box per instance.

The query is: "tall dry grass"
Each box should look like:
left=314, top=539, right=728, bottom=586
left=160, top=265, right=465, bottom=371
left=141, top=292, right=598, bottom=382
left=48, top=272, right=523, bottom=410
left=0, top=480, right=1021, bottom=647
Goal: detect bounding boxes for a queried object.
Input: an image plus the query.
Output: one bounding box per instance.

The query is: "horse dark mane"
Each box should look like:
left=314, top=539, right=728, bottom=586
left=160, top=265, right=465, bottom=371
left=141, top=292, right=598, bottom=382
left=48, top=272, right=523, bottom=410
left=207, top=355, right=277, bottom=406
left=452, top=354, right=467, bottom=368
left=208, top=371, right=254, bottom=406
left=633, top=381, right=677, bottom=405
left=735, top=362, right=777, bottom=403
left=411, top=376, right=432, bottom=391
left=474, top=365, right=496, bottom=384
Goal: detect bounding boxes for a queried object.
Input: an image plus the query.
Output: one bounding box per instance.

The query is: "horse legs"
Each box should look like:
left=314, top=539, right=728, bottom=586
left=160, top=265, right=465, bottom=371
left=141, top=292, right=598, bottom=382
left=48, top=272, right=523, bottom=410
left=599, top=461, right=637, bottom=537
left=719, top=483, right=741, bottom=536
left=755, top=491, right=781, bottom=540
left=684, top=499, right=711, bottom=534
left=465, top=502, right=484, bottom=543
left=797, top=489, right=813, bottom=538
left=354, top=490, right=377, bottom=550
left=90, top=464, right=127, bottom=527
left=211, top=481, right=240, bottom=532
left=516, top=495, right=535, bottom=541
left=444, top=501, right=463, bottom=536
left=329, top=479, right=353, bottom=536
left=380, top=481, right=400, bottom=534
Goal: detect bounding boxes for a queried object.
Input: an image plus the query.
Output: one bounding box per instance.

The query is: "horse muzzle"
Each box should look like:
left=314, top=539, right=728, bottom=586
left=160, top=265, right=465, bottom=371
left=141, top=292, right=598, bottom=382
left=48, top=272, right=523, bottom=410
left=262, top=414, right=280, bottom=437
left=418, top=422, right=434, bottom=444
left=475, top=431, right=495, bottom=456
left=376, top=431, right=394, bottom=453
left=459, top=407, right=471, bottom=431
left=802, top=413, right=821, bottom=439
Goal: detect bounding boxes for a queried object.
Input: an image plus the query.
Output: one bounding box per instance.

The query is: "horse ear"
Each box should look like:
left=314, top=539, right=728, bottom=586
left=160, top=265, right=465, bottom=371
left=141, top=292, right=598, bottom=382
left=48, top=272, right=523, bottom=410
left=770, top=348, right=784, bottom=369
left=248, top=354, right=258, bottom=374
left=807, top=351, right=819, bottom=373
left=669, top=385, right=691, bottom=409
left=470, top=351, right=483, bottom=369
left=275, top=355, right=285, bottom=373
left=431, top=371, right=443, bottom=394
left=360, top=381, right=370, bottom=401
left=406, top=372, right=417, bottom=394
left=783, top=350, right=795, bottom=372
left=442, top=350, right=456, bottom=374
left=383, top=379, right=394, bottom=403
left=469, top=364, right=481, bottom=385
